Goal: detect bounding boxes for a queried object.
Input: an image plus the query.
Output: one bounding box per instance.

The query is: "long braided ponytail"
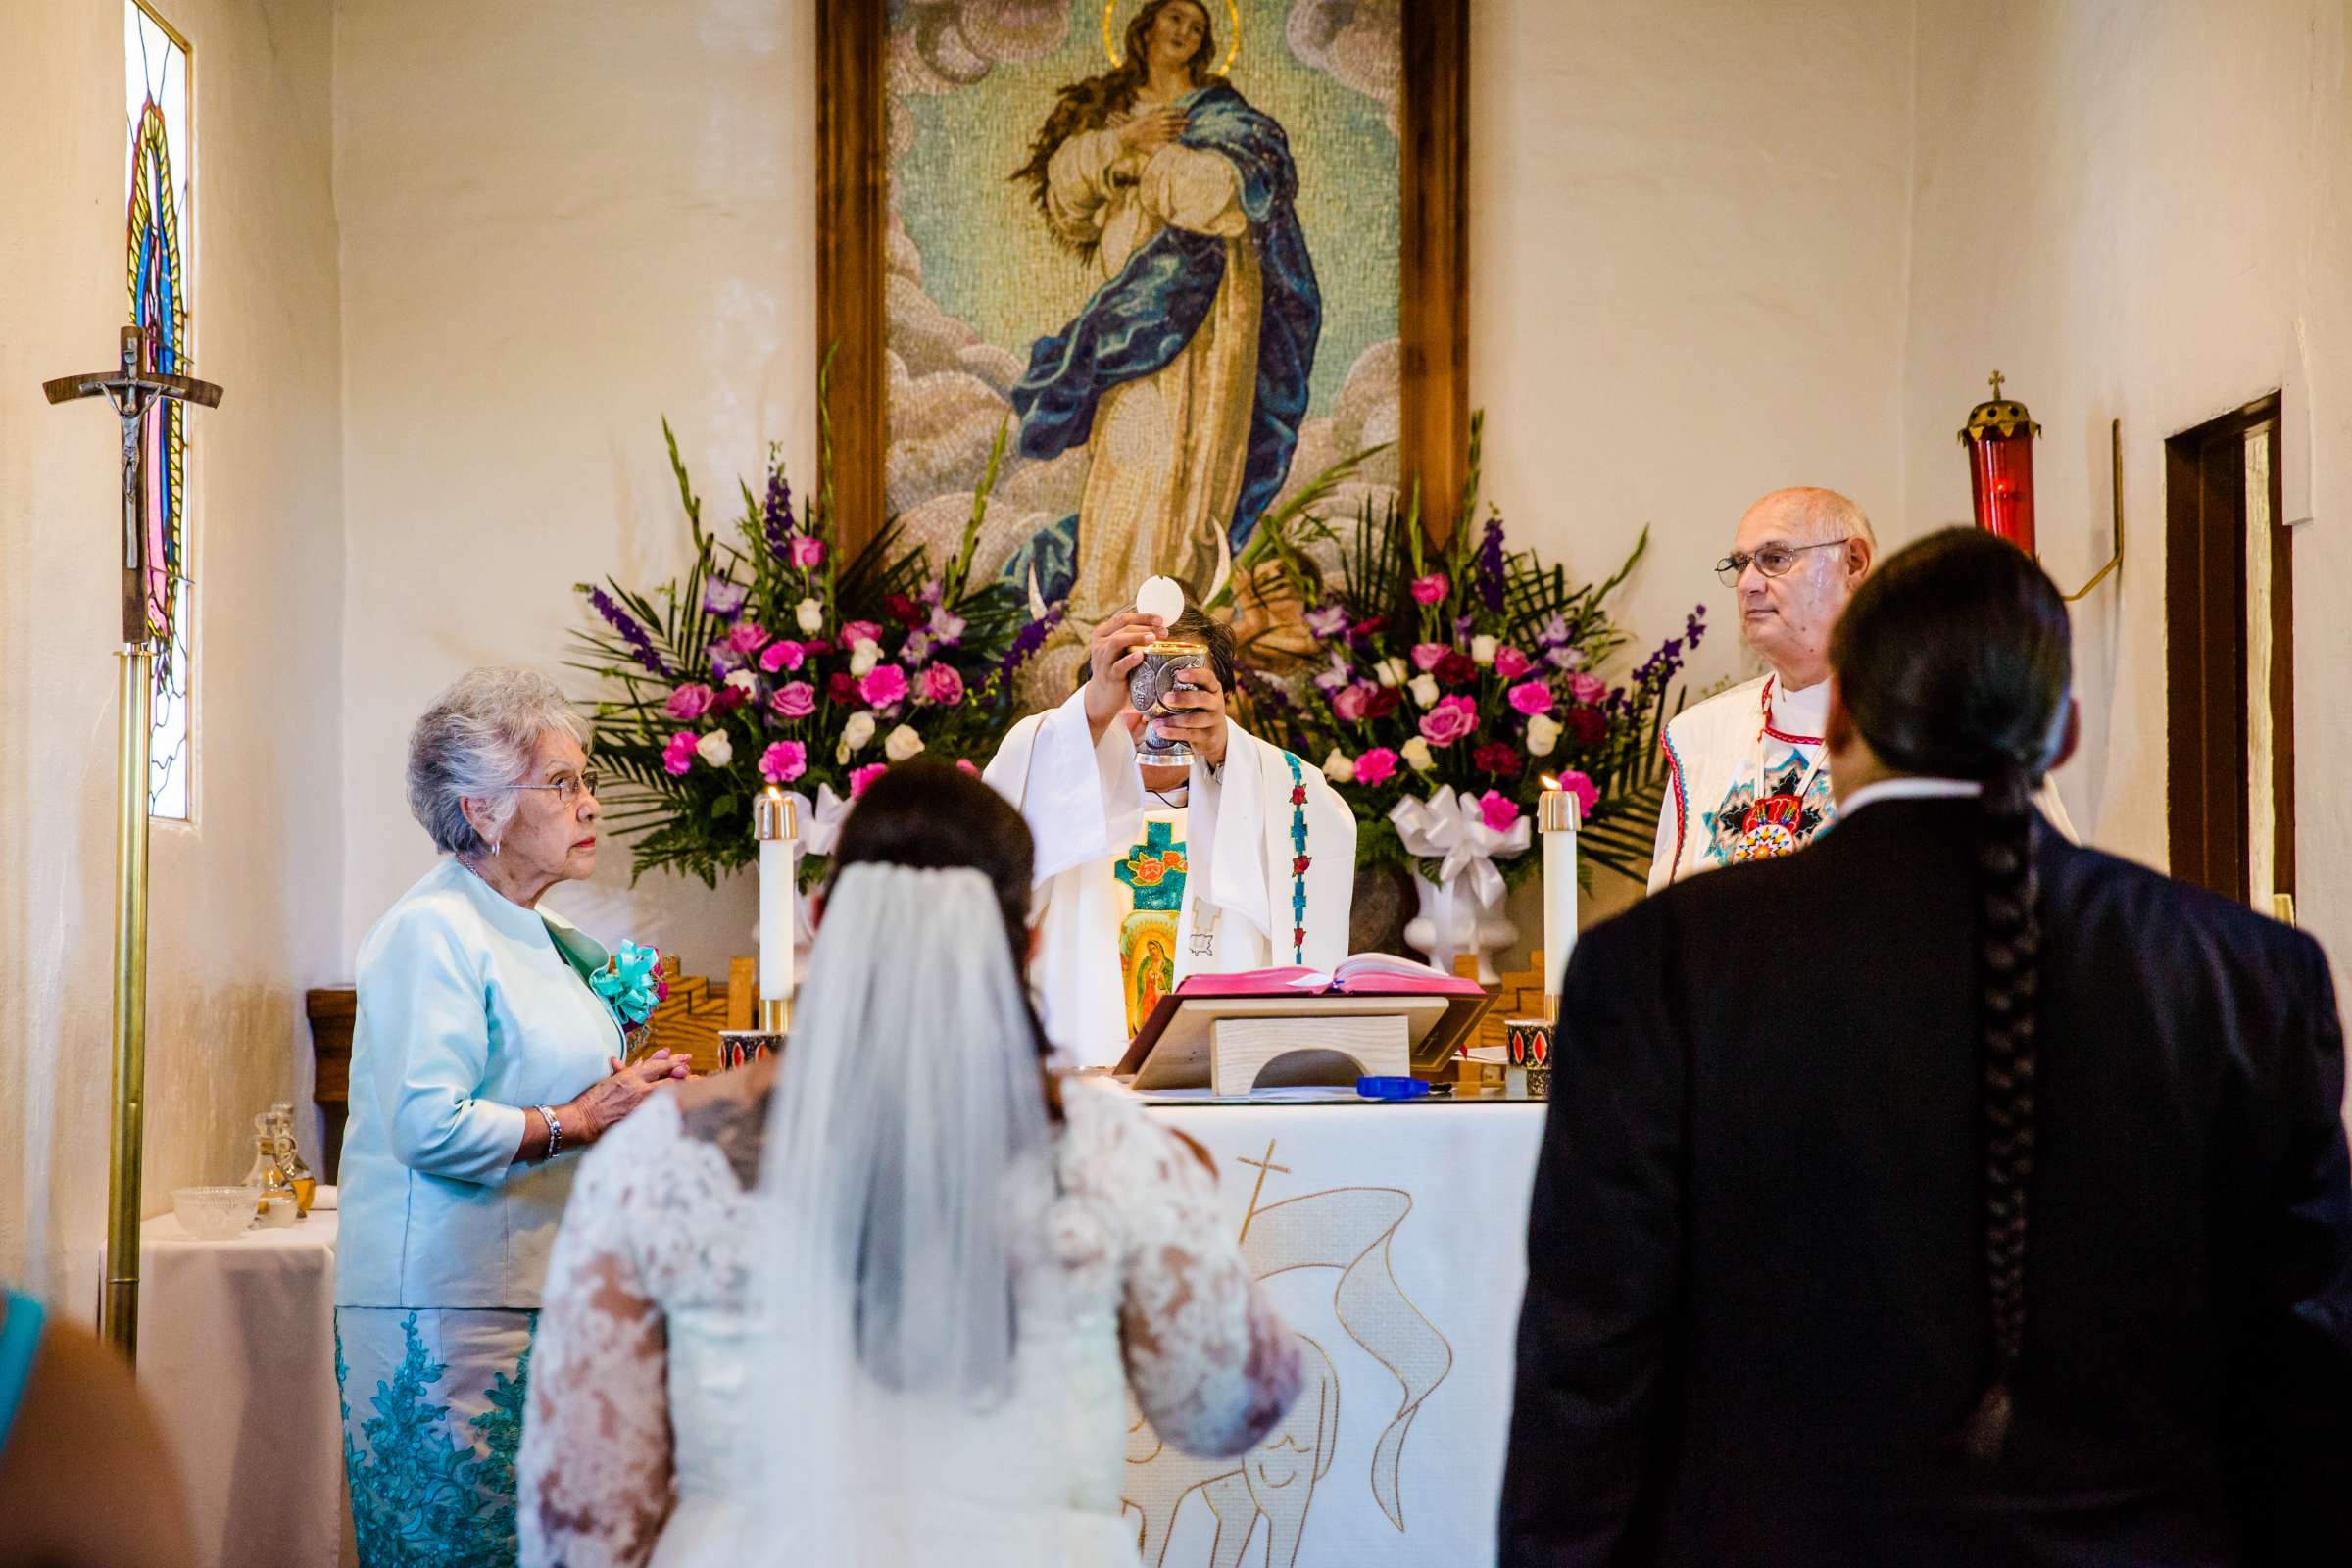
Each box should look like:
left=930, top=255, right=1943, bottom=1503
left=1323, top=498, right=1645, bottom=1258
left=1829, top=528, right=2072, bottom=1466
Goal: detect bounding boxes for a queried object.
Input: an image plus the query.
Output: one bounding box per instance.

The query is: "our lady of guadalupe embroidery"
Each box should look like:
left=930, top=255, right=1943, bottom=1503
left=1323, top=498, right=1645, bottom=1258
left=1115, top=819, right=1188, bottom=1037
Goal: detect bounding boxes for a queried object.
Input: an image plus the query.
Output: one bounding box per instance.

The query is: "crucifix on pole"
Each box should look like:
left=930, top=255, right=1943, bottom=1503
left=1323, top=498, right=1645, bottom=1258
left=43, top=323, right=222, bottom=1360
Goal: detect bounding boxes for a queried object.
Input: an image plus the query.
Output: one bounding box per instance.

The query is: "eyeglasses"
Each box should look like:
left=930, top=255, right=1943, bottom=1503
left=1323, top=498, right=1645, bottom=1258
left=1715, top=538, right=1850, bottom=587
left=512, top=768, right=601, bottom=804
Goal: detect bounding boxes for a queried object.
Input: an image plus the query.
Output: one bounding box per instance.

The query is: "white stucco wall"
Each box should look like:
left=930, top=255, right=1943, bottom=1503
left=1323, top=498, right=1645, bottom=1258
left=0, top=0, right=345, bottom=1306
left=334, top=0, right=818, bottom=977
left=1902, top=0, right=2352, bottom=962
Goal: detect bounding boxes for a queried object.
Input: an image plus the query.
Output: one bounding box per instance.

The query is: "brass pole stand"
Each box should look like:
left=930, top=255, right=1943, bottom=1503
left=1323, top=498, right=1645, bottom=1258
left=44, top=325, right=221, bottom=1361
left=101, top=646, right=155, bottom=1356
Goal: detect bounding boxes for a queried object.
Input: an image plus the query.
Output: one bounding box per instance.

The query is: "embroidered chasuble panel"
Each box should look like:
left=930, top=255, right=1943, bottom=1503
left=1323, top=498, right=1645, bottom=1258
left=1114, top=810, right=1189, bottom=1038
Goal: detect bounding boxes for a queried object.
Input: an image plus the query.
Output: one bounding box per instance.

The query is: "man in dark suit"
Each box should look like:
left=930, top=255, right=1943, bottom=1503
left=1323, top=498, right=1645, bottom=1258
left=1500, top=529, right=2352, bottom=1565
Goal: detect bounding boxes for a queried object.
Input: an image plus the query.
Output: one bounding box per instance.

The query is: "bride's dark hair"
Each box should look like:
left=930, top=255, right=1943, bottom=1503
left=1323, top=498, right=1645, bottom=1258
left=1010, top=0, right=1220, bottom=253
left=830, top=759, right=1035, bottom=976
left=1830, top=526, right=2071, bottom=1464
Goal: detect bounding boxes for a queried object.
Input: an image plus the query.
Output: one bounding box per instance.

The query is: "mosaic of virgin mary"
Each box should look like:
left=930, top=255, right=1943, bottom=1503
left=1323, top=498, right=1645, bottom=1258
left=881, top=0, right=1402, bottom=701
left=1008, top=0, right=1321, bottom=649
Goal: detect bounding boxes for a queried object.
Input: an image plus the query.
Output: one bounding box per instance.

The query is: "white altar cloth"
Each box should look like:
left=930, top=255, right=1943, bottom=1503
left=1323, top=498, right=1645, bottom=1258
left=1131, top=1097, right=1545, bottom=1568
left=135, top=1201, right=355, bottom=1568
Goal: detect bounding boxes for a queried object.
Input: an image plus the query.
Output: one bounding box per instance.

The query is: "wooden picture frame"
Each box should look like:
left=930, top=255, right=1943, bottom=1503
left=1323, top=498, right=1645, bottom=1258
left=814, top=0, right=1470, bottom=558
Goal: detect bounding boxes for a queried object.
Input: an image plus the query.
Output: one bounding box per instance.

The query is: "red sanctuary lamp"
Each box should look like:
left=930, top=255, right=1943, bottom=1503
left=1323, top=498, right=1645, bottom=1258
left=1958, top=370, right=2041, bottom=555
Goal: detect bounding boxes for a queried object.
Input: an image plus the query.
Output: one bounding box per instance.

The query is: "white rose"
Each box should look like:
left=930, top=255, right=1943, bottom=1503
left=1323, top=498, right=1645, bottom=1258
left=1400, top=737, right=1436, bottom=773
left=1321, top=748, right=1355, bottom=784
left=849, top=637, right=881, bottom=677
left=883, top=723, right=925, bottom=762
left=695, top=730, right=734, bottom=768
left=1524, top=712, right=1563, bottom=758
left=1373, top=658, right=1406, bottom=688
left=835, top=739, right=851, bottom=765
left=841, top=710, right=876, bottom=753
left=795, top=597, right=823, bottom=635
left=723, top=667, right=758, bottom=693
left=1471, top=634, right=1498, bottom=665
left=1408, top=673, right=1441, bottom=708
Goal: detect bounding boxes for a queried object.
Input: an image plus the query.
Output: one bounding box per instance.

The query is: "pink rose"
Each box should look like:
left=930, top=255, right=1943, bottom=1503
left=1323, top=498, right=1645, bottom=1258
left=788, top=535, right=826, bottom=570
left=1554, top=769, right=1600, bottom=819
left=1409, top=572, right=1450, bottom=606
left=727, top=621, right=772, bottom=655
left=1332, top=682, right=1373, bottom=723
left=1569, top=671, right=1607, bottom=706
left=848, top=762, right=888, bottom=799
left=1478, top=789, right=1522, bottom=834
left=1353, top=747, right=1400, bottom=787
left=918, top=663, right=965, bottom=706
left=839, top=620, right=882, bottom=649
left=1507, top=678, right=1554, bottom=717
left=758, top=741, right=808, bottom=784
left=662, top=731, right=697, bottom=776
left=1411, top=641, right=1449, bottom=672
left=1494, top=646, right=1535, bottom=680
left=769, top=680, right=815, bottom=719
left=663, top=683, right=715, bottom=720
left=858, top=662, right=909, bottom=708
left=759, top=639, right=807, bottom=674
left=1418, top=694, right=1478, bottom=747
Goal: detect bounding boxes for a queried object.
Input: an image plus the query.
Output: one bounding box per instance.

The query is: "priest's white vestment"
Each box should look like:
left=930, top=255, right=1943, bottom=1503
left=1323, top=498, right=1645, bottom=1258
left=985, top=687, right=1357, bottom=1066
left=1650, top=673, right=2078, bottom=892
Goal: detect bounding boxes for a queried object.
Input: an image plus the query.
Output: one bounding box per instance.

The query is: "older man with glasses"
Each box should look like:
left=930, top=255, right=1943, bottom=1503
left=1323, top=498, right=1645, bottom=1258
left=1648, top=488, right=2073, bottom=890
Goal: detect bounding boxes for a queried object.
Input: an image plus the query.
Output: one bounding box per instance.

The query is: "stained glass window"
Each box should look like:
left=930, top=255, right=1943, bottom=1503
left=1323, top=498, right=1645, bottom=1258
left=126, top=0, right=193, bottom=819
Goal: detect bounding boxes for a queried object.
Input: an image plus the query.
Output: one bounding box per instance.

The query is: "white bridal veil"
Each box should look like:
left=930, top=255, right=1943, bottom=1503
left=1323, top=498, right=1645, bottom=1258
left=752, top=861, right=1083, bottom=1565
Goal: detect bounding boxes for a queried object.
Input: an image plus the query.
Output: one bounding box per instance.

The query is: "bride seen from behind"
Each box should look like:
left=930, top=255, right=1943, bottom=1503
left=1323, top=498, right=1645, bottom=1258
left=516, top=759, right=1305, bottom=1567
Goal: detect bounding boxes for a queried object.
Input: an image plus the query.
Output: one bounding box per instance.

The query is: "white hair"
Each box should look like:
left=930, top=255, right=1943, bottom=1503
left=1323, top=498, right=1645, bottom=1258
left=405, top=667, right=592, bottom=857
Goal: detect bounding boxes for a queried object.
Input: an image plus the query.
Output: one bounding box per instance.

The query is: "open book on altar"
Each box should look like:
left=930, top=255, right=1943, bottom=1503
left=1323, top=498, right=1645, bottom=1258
left=1114, top=954, right=1494, bottom=1091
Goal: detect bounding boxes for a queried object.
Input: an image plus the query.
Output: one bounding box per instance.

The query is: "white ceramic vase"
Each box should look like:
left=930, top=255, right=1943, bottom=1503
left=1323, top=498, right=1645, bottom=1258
left=1402, top=868, right=1519, bottom=985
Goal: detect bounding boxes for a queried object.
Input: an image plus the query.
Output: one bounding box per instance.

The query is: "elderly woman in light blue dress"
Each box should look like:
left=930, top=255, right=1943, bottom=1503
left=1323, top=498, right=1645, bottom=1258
left=334, top=668, right=687, bottom=1568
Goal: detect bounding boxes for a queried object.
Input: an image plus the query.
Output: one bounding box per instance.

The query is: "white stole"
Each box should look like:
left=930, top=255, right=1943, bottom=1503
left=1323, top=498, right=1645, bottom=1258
left=983, top=687, right=1357, bottom=1066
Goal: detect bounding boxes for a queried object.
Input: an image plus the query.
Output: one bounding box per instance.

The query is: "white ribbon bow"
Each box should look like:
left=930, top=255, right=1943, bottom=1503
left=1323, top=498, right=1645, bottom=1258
left=778, top=784, right=855, bottom=945
left=778, top=783, right=854, bottom=858
left=1389, top=785, right=1532, bottom=909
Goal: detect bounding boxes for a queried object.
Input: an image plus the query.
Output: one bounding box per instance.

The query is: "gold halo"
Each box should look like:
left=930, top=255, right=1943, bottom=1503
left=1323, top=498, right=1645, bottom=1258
left=1104, top=0, right=1242, bottom=78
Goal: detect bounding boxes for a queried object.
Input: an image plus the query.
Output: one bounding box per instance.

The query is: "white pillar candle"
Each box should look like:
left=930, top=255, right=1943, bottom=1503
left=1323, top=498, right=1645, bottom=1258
left=1539, top=782, right=1581, bottom=1016
left=756, top=788, right=800, bottom=1031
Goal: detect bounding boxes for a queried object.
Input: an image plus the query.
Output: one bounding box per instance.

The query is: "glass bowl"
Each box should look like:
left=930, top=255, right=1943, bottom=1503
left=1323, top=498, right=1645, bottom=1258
left=172, top=1186, right=255, bottom=1242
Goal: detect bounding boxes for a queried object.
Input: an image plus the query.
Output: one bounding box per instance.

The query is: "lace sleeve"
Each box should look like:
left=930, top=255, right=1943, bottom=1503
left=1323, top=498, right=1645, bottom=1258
left=516, top=1117, right=676, bottom=1568
left=1099, top=1102, right=1303, bottom=1459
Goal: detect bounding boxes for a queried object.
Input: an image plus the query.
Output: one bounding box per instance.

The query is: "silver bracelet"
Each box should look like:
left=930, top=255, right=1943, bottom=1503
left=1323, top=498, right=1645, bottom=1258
left=538, top=1104, right=564, bottom=1159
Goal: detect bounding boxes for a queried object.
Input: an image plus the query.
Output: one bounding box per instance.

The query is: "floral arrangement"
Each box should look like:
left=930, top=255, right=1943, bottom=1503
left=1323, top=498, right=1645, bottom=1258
left=571, top=414, right=1037, bottom=888
left=590, top=940, right=669, bottom=1029
left=1233, top=416, right=1705, bottom=886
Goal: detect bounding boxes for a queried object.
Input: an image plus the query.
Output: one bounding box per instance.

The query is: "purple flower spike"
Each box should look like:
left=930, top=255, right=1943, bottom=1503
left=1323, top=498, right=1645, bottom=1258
left=763, top=468, right=795, bottom=561
left=1475, top=518, right=1507, bottom=613
left=1002, top=604, right=1064, bottom=677
left=585, top=585, right=670, bottom=677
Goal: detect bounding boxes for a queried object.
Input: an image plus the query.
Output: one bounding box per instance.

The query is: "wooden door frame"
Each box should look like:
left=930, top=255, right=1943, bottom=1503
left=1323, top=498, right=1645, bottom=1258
left=2163, top=392, right=2292, bottom=905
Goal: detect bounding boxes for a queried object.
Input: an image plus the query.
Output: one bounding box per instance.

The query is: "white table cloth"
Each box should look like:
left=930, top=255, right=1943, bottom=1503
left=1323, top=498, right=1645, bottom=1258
left=136, top=1200, right=354, bottom=1568
left=1132, top=1098, right=1545, bottom=1568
